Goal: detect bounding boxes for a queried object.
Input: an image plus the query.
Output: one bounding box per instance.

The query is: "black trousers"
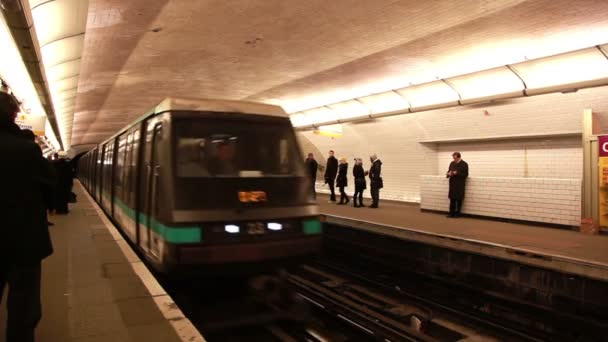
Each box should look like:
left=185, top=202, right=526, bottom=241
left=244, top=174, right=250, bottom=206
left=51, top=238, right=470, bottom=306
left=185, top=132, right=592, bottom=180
left=0, top=262, right=42, bottom=342
left=449, top=199, right=463, bottom=216
left=338, top=186, right=349, bottom=203
left=310, top=179, right=316, bottom=200
left=327, top=179, right=336, bottom=201
left=353, top=189, right=364, bottom=206
left=370, top=185, right=380, bottom=207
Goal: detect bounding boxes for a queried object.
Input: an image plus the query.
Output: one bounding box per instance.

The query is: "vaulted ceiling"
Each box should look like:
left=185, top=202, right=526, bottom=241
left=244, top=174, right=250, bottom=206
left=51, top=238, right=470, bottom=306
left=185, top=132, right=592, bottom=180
left=69, top=0, right=608, bottom=148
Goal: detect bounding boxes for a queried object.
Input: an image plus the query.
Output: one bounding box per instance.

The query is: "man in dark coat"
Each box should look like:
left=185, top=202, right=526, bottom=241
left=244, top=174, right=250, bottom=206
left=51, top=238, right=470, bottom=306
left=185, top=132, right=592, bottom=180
left=324, top=150, right=338, bottom=203
left=51, top=154, right=72, bottom=214
left=0, top=92, right=54, bottom=342
left=446, top=152, right=469, bottom=217
left=368, top=154, right=383, bottom=208
left=305, top=153, right=318, bottom=199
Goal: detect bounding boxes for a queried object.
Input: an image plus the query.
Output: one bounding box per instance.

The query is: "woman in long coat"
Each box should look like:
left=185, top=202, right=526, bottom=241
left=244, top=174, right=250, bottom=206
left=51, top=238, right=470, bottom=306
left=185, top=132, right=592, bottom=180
left=352, top=158, right=366, bottom=207
left=336, top=158, right=349, bottom=204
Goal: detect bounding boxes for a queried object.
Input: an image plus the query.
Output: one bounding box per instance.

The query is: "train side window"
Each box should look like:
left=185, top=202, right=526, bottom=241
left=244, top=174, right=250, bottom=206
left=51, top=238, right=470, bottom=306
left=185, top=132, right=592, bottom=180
left=114, top=136, right=127, bottom=201
left=124, top=133, right=133, bottom=204
left=129, top=129, right=140, bottom=206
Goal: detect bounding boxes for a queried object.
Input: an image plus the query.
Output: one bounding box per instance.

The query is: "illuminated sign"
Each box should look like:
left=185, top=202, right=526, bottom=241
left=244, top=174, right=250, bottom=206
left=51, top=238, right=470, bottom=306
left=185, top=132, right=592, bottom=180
left=238, top=191, right=267, bottom=203
left=14, top=114, right=46, bottom=136
left=599, top=135, right=608, bottom=157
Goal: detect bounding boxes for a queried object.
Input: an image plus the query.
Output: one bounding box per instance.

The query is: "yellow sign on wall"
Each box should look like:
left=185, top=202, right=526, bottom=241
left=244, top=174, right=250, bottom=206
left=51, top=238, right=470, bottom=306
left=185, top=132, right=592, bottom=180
left=14, top=114, right=46, bottom=136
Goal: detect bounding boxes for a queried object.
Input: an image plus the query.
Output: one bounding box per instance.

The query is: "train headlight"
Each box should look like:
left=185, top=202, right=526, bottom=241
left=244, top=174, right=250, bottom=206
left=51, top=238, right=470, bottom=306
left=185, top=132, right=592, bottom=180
left=267, top=222, right=283, bottom=231
left=225, top=225, right=240, bottom=234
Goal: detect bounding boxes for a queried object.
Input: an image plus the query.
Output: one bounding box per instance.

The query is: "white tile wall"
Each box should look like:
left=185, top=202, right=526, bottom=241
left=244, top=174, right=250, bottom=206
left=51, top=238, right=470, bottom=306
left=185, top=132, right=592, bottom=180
left=297, top=86, right=608, bottom=221
left=420, top=176, right=581, bottom=226
left=436, top=137, right=582, bottom=179
left=299, top=87, right=608, bottom=201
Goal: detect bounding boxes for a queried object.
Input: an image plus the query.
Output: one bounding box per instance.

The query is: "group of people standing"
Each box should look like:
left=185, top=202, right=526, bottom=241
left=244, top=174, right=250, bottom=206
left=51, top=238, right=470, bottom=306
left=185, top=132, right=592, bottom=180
left=304, top=150, right=469, bottom=217
left=305, top=150, right=383, bottom=208
left=0, top=92, right=74, bottom=342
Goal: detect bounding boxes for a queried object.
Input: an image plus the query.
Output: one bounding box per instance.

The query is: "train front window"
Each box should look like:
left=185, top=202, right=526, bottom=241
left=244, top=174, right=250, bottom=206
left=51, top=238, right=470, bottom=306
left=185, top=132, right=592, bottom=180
left=175, top=118, right=304, bottom=178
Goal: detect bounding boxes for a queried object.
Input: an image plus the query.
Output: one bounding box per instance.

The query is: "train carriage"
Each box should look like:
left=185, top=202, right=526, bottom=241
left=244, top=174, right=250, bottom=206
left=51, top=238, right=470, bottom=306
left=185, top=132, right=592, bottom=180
left=79, top=98, right=322, bottom=273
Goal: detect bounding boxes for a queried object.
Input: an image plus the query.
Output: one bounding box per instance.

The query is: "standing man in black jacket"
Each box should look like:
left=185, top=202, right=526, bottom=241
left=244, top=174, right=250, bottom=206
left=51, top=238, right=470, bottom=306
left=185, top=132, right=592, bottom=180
left=324, top=150, right=338, bottom=203
left=446, top=152, right=469, bottom=217
left=305, top=153, right=318, bottom=199
left=369, top=154, right=383, bottom=208
left=0, top=92, right=54, bottom=342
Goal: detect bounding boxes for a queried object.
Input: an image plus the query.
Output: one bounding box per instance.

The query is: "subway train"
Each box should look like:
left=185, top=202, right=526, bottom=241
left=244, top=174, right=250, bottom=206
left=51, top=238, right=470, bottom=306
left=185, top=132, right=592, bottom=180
left=79, top=98, right=322, bottom=274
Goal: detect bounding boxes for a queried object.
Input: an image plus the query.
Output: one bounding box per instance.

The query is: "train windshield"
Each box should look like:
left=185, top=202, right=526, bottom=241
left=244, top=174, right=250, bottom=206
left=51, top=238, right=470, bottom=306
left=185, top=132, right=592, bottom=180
left=174, top=117, right=305, bottom=178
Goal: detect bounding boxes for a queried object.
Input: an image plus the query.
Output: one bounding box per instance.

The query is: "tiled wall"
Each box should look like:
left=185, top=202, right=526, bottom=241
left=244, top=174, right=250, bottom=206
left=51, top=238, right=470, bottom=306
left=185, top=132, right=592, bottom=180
left=436, top=137, right=583, bottom=179
left=420, top=176, right=581, bottom=226
left=297, top=86, right=608, bottom=222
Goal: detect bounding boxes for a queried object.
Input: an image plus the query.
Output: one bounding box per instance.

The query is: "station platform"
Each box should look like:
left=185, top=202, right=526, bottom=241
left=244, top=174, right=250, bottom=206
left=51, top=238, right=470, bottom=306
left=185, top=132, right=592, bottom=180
left=317, top=194, right=608, bottom=282
left=0, top=183, right=204, bottom=342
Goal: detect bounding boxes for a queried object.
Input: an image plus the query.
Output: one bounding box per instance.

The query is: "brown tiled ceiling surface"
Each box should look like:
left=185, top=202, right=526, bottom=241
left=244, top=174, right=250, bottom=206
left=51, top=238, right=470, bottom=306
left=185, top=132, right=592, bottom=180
left=72, top=0, right=608, bottom=146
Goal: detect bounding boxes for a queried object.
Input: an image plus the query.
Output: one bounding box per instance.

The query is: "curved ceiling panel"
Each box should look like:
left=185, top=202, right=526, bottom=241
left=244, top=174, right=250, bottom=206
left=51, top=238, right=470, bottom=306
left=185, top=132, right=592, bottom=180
left=47, top=59, right=82, bottom=82
left=32, top=0, right=88, bottom=46
left=448, top=66, right=524, bottom=104
left=358, top=91, right=410, bottom=115
left=40, top=35, right=84, bottom=68
left=327, top=100, right=370, bottom=120
left=396, top=81, right=460, bottom=111
left=51, top=75, right=79, bottom=92
left=512, top=47, right=608, bottom=95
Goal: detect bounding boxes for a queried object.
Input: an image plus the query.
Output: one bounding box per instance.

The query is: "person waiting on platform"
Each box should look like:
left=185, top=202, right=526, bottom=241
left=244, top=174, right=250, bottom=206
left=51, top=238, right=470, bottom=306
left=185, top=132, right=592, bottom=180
left=305, top=153, right=318, bottom=200
left=324, top=150, right=338, bottom=203
left=21, top=129, right=56, bottom=226
left=446, top=152, right=469, bottom=218
left=368, top=154, right=383, bottom=208
left=50, top=153, right=71, bottom=214
left=0, top=91, right=54, bottom=342
left=352, top=158, right=366, bottom=207
left=336, top=157, right=349, bottom=205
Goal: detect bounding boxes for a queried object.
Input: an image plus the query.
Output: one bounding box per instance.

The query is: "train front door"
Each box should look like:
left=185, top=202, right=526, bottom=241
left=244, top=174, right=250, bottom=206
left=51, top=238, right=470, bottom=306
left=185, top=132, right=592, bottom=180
left=145, top=123, right=163, bottom=256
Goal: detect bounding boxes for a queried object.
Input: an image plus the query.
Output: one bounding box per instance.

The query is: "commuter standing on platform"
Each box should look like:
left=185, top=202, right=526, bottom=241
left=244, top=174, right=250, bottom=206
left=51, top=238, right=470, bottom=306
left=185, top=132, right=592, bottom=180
left=51, top=153, right=71, bottom=214
left=305, top=153, right=318, bottom=199
left=352, top=158, right=366, bottom=207
left=336, top=157, right=349, bottom=205
left=368, top=154, right=383, bottom=208
left=20, top=129, right=56, bottom=226
left=446, top=152, right=469, bottom=218
left=324, top=150, right=338, bottom=203
left=0, top=92, right=54, bottom=342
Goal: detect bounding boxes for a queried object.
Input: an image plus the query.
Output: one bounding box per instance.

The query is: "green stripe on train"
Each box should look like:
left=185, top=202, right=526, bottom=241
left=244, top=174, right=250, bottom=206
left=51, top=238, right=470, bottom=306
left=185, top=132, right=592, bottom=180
left=112, top=196, right=202, bottom=243
left=302, top=219, right=322, bottom=235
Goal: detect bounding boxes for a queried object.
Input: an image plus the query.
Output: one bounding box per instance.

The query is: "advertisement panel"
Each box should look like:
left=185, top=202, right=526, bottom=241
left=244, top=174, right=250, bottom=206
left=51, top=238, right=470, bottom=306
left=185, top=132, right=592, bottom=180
left=14, top=113, right=46, bottom=136
left=598, top=135, right=608, bottom=227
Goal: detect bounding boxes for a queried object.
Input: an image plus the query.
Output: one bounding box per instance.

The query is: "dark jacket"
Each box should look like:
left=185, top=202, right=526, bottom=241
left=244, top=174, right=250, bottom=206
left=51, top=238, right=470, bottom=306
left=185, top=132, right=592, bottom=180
left=305, top=157, right=318, bottom=181
left=337, top=163, right=348, bottom=187
left=353, top=164, right=366, bottom=190
left=324, top=155, right=338, bottom=182
left=0, top=123, right=54, bottom=265
left=447, top=160, right=469, bottom=200
left=369, top=159, right=382, bottom=188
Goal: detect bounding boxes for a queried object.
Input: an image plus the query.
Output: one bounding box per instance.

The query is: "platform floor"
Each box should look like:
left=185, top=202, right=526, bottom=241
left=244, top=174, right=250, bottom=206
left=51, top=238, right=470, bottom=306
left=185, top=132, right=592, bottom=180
left=0, top=183, right=203, bottom=342
left=317, top=194, right=608, bottom=279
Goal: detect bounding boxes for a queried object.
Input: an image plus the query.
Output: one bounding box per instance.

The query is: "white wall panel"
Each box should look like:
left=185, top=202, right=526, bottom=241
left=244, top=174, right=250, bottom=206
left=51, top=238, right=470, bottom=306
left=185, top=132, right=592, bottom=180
left=298, top=86, right=608, bottom=207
